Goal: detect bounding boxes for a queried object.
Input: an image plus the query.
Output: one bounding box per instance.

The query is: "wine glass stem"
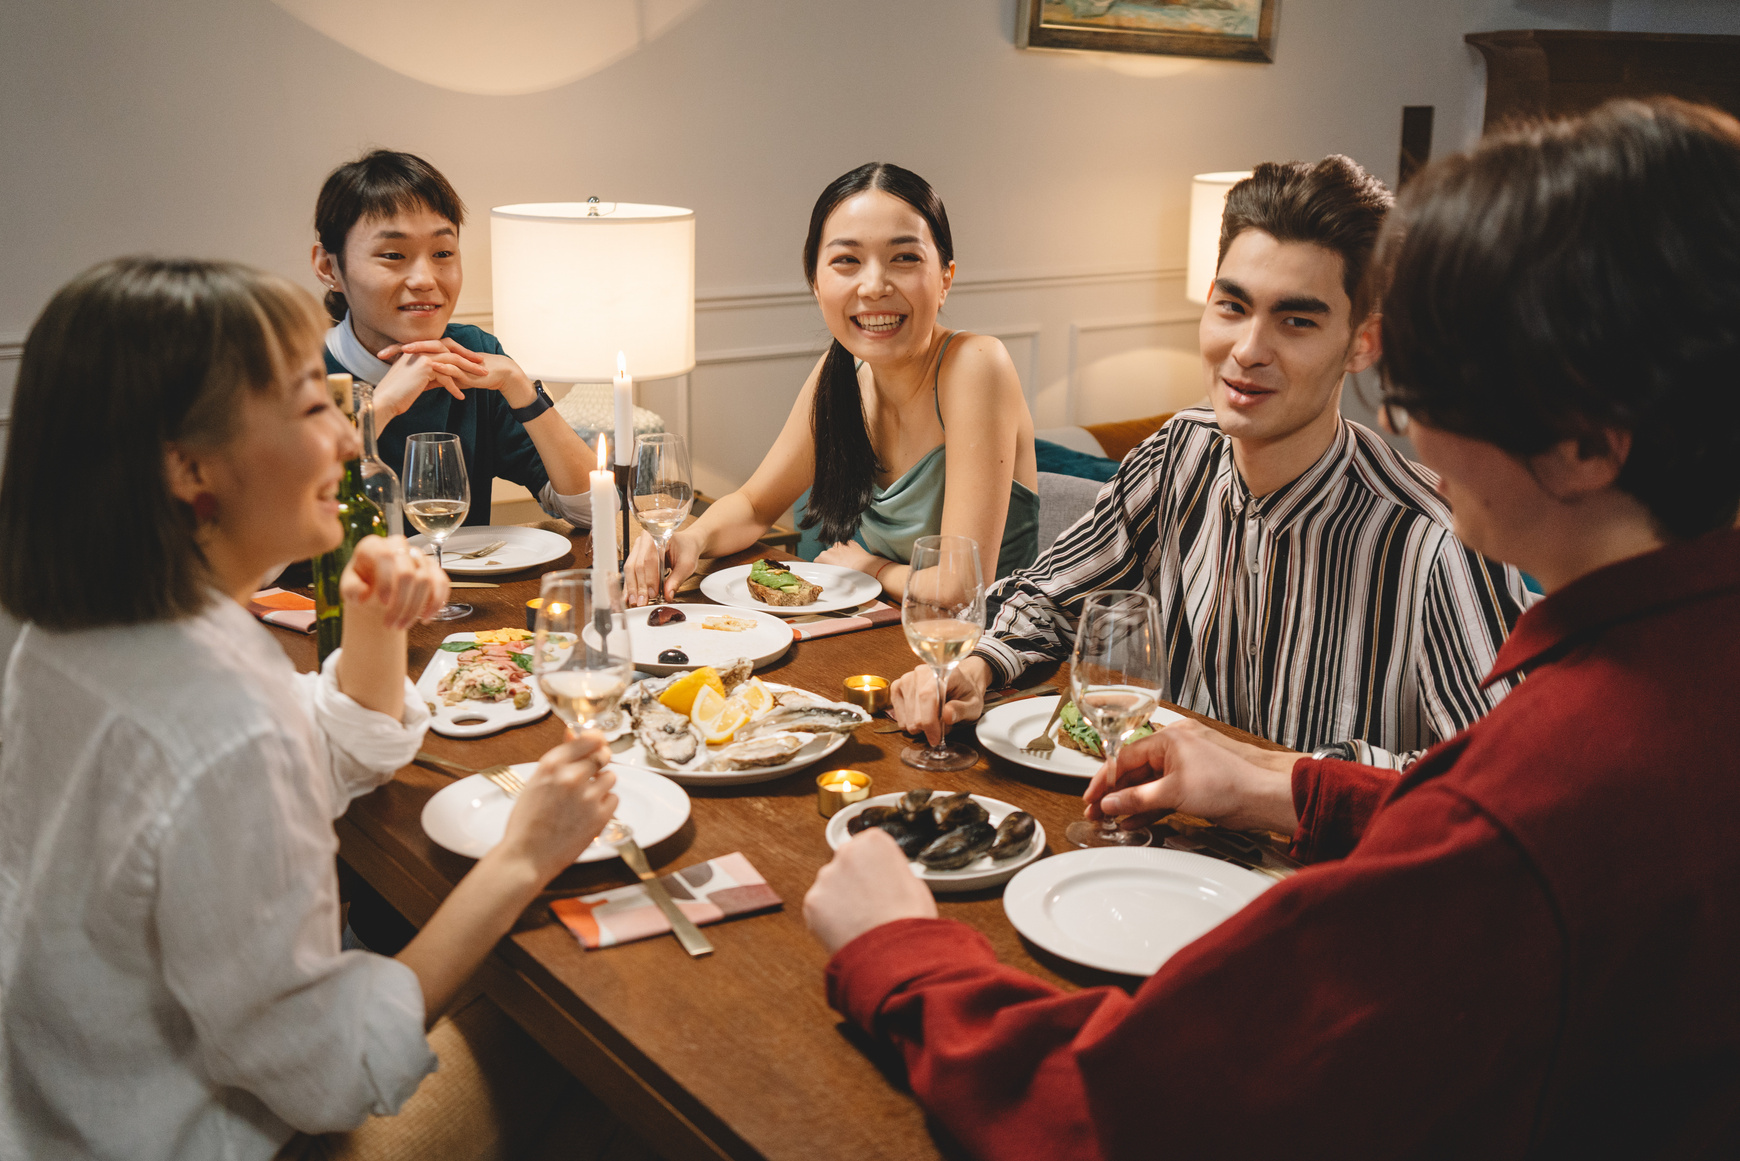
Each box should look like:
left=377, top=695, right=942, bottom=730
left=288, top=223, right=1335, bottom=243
left=1101, top=734, right=1125, bottom=834
left=433, top=540, right=445, bottom=575
left=654, top=532, right=669, bottom=600
left=931, top=665, right=950, bottom=753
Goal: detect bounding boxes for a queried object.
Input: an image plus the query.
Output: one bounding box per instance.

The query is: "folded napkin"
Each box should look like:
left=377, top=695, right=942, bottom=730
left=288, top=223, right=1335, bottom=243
left=249, top=587, right=316, bottom=634
left=551, top=852, right=781, bottom=949
left=789, top=600, right=901, bottom=641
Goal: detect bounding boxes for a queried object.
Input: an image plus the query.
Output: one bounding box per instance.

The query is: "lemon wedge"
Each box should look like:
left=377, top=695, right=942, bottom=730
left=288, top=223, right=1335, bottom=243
left=738, top=677, right=775, bottom=719
left=658, top=666, right=723, bottom=717
left=691, top=686, right=753, bottom=744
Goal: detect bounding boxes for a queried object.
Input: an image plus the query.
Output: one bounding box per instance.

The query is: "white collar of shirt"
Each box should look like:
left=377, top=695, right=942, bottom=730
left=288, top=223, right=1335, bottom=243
left=325, top=315, right=395, bottom=386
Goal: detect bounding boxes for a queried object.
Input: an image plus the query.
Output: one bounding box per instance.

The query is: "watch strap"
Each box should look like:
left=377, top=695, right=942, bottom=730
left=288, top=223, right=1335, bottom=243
left=511, top=379, right=554, bottom=424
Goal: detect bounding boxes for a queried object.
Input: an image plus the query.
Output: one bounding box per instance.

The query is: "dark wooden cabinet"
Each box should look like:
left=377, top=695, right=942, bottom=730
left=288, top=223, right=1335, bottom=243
left=1466, top=30, right=1740, bottom=129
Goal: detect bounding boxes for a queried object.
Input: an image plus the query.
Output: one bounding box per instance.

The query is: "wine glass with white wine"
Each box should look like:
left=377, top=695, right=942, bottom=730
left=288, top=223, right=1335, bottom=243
left=1064, top=590, right=1163, bottom=849
left=533, top=569, right=634, bottom=850
left=901, top=534, right=986, bottom=773
left=632, top=433, right=694, bottom=601
left=402, top=431, right=472, bottom=621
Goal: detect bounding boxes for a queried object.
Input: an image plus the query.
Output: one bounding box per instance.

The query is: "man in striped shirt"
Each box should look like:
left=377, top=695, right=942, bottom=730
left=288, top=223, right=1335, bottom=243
left=891, top=156, right=1530, bottom=767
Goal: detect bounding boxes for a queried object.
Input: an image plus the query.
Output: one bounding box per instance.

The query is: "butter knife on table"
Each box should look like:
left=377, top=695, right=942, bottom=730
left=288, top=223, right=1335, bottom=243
left=615, top=833, right=714, bottom=957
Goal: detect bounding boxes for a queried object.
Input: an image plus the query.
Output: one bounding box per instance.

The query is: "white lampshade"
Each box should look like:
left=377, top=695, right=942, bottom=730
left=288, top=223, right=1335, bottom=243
left=1185, top=172, right=1252, bottom=305
left=490, top=202, right=696, bottom=381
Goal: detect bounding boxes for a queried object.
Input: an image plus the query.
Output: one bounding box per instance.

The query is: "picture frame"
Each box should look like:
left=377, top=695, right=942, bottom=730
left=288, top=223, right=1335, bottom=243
left=1016, top=0, right=1279, bottom=64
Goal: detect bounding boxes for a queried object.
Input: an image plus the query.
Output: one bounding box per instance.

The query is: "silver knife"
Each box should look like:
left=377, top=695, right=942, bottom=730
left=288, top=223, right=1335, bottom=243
left=614, top=832, right=714, bottom=957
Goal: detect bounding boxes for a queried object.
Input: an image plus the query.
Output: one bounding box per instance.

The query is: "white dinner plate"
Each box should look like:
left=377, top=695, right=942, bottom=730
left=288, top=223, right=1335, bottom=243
left=612, top=682, right=865, bottom=786
left=415, top=633, right=550, bottom=738
left=976, top=695, right=1186, bottom=779
left=699, top=561, right=882, bottom=617
left=826, top=792, right=1047, bottom=894
left=409, top=525, right=574, bottom=576
left=1002, top=847, right=1271, bottom=975
left=615, top=604, right=793, bottom=675
left=421, top=763, right=691, bottom=863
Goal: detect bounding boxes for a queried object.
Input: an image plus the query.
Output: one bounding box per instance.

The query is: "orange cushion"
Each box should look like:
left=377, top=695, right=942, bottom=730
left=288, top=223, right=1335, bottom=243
left=1082, top=412, right=1176, bottom=462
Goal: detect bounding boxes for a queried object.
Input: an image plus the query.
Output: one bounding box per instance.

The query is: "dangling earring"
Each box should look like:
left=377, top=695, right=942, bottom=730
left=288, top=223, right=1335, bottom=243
left=192, top=492, right=218, bottom=524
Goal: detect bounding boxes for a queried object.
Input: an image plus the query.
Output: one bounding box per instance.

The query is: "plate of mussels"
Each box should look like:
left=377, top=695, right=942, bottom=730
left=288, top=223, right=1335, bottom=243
left=612, top=658, right=872, bottom=786
left=826, top=791, right=1046, bottom=894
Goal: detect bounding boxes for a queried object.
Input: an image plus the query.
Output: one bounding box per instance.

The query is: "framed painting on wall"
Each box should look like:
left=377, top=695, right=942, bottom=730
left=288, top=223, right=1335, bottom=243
left=1016, top=0, right=1279, bottom=63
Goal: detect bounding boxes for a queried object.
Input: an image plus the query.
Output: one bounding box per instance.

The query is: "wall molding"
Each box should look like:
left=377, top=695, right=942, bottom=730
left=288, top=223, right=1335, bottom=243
left=694, top=263, right=1178, bottom=313
left=1065, top=311, right=1203, bottom=423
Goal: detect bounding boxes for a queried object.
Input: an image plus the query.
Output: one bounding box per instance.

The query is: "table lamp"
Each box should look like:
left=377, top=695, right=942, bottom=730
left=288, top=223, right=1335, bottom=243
left=1185, top=172, right=1252, bottom=306
left=491, top=199, right=697, bottom=564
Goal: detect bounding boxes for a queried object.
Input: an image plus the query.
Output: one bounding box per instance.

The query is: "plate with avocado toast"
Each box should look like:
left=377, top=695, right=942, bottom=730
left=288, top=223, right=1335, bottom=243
left=700, top=559, right=883, bottom=616
left=977, top=694, right=1188, bottom=777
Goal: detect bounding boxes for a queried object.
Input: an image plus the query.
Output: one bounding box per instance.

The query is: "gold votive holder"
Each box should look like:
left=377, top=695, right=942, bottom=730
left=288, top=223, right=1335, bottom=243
left=841, top=675, right=890, bottom=715
left=525, top=597, right=571, bottom=631
left=817, top=769, right=872, bottom=818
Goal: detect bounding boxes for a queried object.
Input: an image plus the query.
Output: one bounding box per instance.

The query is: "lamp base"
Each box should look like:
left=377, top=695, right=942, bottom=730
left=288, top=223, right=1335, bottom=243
left=553, top=384, right=665, bottom=447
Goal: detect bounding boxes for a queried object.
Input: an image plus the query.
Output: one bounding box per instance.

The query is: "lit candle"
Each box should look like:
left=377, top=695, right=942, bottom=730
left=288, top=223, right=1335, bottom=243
left=841, top=675, right=891, bottom=715
left=590, top=435, right=617, bottom=569
left=817, top=769, right=872, bottom=818
left=614, top=350, right=633, bottom=466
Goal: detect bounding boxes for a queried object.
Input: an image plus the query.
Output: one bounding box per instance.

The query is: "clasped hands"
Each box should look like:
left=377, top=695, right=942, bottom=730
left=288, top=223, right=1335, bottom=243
left=804, top=664, right=1304, bottom=955
left=372, top=337, right=536, bottom=422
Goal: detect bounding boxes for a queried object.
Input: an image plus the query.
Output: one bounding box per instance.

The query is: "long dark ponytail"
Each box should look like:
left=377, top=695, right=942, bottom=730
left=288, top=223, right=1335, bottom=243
left=799, top=162, right=954, bottom=546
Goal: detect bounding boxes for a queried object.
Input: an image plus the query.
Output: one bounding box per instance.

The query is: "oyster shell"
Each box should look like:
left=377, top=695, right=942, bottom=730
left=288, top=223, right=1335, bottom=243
left=989, top=811, right=1037, bottom=860
left=709, top=732, right=806, bottom=771
left=738, top=704, right=867, bottom=739
left=716, top=656, right=754, bottom=693
left=635, top=702, right=703, bottom=769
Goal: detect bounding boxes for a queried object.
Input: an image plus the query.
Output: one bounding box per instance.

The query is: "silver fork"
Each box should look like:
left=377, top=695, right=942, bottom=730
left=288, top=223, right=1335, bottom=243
left=479, top=767, right=635, bottom=858
left=453, top=539, right=508, bottom=560
left=1021, top=696, right=1069, bottom=756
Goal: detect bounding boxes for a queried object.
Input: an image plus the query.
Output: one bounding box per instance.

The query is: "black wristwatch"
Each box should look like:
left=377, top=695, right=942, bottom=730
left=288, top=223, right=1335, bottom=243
left=511, top=379, right=554, bottom=424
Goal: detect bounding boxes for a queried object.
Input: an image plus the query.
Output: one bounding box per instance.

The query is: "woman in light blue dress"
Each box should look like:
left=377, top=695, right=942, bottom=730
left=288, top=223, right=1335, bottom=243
left=624, top=162, right=1038, bottom=605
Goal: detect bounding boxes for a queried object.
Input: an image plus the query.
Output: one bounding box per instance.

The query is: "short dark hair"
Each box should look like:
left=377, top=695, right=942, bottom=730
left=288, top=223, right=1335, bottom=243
left=1377, top=97, right=1740, bottom=541
left=0, top=258, right=327, bottom=628
left=314, top=149, right=466, bottom=322
left=798, top=162, right=955, bottom=547
left=1219, top=156, right=1394, bottom=320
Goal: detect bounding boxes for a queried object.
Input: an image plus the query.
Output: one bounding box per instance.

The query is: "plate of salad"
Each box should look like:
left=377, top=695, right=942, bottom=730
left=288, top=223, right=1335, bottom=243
left=414, top=629, right=551, bottom=738
left=699, top=560, right=883, bottom=616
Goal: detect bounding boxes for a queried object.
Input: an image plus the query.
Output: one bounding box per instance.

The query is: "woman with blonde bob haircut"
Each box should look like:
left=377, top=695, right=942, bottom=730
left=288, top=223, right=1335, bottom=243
left=0, top=258, right=622, bottom=1160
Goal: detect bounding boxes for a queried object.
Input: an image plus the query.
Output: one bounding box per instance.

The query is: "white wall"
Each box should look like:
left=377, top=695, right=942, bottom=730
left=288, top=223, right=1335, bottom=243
left=3, top=0, right=1737, bottom=492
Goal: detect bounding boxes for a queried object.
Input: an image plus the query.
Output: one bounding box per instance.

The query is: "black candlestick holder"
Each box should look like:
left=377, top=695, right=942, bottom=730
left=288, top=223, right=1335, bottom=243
left=612, top=461, right=634, bottom=573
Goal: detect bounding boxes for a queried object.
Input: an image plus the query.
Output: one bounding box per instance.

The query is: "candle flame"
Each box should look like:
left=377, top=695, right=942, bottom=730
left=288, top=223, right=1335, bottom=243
left=617, top=350, right=627, bottom=376
left=597, top=435, right=607, bottom=464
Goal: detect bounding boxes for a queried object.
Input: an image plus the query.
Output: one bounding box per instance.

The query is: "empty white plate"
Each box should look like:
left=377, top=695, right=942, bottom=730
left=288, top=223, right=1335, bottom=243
left=1002, top=846, right=1272, bottom=975
left=421, top=762, right=691, bottom=863
left=409, top=525, right=574, bottom=575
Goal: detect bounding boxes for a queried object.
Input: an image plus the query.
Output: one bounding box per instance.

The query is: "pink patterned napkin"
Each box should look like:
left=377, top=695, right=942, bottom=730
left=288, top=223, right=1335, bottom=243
left=789, top=600, right=901, bottom=642
left=249, top=588, right=316, bottom=634
left=550, top=852, right=782, bottom=950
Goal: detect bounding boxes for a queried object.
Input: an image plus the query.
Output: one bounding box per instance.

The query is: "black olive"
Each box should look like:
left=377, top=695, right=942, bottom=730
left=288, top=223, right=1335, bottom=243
left=657, top=648, right=689, bottom=664
left=648, top=606, right=686, bottom=626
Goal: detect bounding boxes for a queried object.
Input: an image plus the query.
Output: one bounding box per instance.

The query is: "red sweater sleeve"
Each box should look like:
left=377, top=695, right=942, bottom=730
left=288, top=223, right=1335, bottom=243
left=827, top=786, right=1563, bottom=1161
left=1289, top=756, right=1402, bottom=862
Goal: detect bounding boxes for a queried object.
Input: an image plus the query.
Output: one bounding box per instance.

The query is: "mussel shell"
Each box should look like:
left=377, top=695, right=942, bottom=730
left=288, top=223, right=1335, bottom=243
left=989, top=811, right=1037, bottom=860
left=930, top=792, right=989, bottom=831
left=846, top=805, right=899, bottom=836
left=898, top=788, right=935, bottom=817
left=657, top=648, right=689, bottom=664
left=917, top=820, right=997, bottom=870
left=876, top=816, right=937, bottom=859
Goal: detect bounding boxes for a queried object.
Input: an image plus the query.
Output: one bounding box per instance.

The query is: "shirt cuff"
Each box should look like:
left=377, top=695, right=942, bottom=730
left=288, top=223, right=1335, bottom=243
left=539, top=482, right=593, bottom=528
left=1348, top=739, right=1413, bottom=771
left=356, top=953, right=438, bottom=1116
left=825, top=918, right=998, bottom=1036
left=970, top=639, right=1026, bottom=689
left=1289, top=756, right=1402, bottom=864
left=316, top=650, right=432, bottom=776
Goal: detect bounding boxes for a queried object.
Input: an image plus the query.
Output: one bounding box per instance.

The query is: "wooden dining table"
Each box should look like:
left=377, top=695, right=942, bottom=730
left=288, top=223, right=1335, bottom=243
left=277, top=527, right=1286, bottom=1161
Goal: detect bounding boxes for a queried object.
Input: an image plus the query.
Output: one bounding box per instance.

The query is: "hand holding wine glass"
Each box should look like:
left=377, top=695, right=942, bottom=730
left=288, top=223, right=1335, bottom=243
left=631, top=433, right=694, bottom=603
left=900, top=535, right=986, bottom=773
left=402, top=431, right=472, bottom=622
left=1064, top=590, right=1163, bottom=849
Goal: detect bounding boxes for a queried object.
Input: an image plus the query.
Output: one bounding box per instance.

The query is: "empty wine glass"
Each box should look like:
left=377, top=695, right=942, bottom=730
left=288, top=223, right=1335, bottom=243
left=1065, top=590, right=1162, bottom=849
left=632, top=433, right=694, bottom=601
left=402, top=432, right=472, bottom=621
left=533, top=569, right=635, bottom=736
left=901, top=535, right=986, bottom=773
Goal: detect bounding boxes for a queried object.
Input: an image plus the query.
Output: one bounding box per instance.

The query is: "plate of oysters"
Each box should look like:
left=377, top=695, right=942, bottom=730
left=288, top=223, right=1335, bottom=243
left=826, top=790, right=1046, bottom=894
left=612, top=657, right=871, bottom=786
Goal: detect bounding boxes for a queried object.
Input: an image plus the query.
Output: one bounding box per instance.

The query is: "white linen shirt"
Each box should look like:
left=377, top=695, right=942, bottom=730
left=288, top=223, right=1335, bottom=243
left=0, top=596, right=436, bottom=1161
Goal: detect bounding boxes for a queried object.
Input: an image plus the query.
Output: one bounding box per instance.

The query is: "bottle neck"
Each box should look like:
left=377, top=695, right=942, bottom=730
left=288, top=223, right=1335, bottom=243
left=358, top=383, right=382, bottom=463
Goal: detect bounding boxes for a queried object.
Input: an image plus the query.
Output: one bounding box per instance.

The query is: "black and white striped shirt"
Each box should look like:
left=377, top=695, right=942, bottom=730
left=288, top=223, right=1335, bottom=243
left=977, top=409, right=1532, bottom=763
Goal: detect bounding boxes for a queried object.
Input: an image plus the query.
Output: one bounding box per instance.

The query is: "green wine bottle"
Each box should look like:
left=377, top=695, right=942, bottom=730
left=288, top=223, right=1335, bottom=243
left=313, top=373, right=387, bottom=665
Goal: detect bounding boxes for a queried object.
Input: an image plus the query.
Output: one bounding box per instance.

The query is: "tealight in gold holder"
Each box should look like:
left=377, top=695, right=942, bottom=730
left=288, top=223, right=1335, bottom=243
left=841, top=675, right=890, bottom=715
left=816, top=769, right=872, bottom=818
left=525, top=597, right=571, bottom=631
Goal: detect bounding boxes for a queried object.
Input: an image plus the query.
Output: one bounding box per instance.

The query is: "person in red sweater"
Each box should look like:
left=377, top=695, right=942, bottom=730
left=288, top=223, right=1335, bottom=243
left=804, top=97, right=1740, bottom=1160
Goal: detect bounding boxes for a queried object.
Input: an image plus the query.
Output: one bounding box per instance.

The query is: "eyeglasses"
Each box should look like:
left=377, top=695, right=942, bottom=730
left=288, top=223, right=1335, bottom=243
left=1379, top=397, right=1411, bottom=436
